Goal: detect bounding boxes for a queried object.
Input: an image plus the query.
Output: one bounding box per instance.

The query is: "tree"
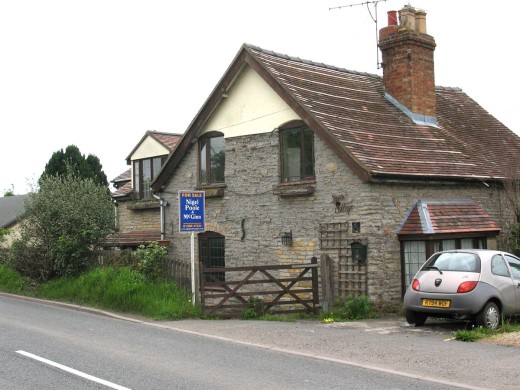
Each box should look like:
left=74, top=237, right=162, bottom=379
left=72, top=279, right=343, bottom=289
left=10, top=170, right=115, bottom=280
left=3, top=184, right=15, bottom=196
left=40, top=145, right=108, bottom=187
left=502, top=163, right=520, bottom=256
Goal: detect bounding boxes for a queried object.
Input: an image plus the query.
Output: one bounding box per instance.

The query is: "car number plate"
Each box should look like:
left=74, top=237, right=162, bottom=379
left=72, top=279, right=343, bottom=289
left=422, top=299, right=451, bottom=308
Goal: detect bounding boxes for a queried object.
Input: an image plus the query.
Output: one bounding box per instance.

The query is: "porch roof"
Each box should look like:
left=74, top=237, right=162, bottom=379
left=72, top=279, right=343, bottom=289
left=397, top=199, right=501, bottom=236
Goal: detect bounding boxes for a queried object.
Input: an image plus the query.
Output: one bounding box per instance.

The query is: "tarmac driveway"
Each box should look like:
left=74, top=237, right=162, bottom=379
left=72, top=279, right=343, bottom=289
left=157, top=315, right=519, bottom=390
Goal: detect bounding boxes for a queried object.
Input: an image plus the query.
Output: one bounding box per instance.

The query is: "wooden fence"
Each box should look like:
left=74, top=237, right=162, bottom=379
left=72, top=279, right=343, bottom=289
left=95, top=248, right=190, bottom=289
left=199, top=257, right=319, bottom=317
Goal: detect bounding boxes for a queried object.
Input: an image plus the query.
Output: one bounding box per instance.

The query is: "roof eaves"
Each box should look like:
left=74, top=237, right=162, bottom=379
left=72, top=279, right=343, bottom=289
left=152, top=45, right=251, bottom=191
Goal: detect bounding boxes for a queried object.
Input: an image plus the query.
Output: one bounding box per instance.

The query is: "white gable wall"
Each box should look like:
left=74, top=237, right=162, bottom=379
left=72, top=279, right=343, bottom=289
left=201, top=65, right=300, bottom=137
left=131, top=136, right=169, bottom=161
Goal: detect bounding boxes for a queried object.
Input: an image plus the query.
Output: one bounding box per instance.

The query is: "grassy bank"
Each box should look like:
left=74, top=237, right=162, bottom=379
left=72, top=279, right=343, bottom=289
left=0, top=265, right=202, bottom=320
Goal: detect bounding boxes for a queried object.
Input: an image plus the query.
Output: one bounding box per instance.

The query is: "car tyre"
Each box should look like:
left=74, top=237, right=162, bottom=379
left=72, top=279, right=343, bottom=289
left=405, top=309, right=427, bottom=326
left=475, top=301, right=500, bottom=329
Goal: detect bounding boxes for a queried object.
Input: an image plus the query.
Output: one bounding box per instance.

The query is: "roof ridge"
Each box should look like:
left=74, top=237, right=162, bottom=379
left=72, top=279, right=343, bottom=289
left=246, top=43, right=464, bottom=92
left=245, top=43, right=381, bottom=79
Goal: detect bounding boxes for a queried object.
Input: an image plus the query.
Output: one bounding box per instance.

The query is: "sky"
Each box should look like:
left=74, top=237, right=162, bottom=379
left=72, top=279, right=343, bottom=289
left=1, top=0, right=518, bottom=195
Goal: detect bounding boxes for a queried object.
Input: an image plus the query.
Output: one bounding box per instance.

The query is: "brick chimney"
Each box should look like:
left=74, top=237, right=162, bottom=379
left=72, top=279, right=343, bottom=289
left=378, top=5, right=437, bottom=125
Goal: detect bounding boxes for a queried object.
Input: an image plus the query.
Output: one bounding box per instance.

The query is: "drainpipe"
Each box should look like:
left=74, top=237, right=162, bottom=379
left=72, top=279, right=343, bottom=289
left=153, top=193, right=167, bottom=240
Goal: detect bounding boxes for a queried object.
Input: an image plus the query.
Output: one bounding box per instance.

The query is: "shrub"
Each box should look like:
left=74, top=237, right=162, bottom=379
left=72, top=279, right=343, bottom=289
left=136, top=241, right=168, bottom=282
left=9, top=171, right=115, bottom=280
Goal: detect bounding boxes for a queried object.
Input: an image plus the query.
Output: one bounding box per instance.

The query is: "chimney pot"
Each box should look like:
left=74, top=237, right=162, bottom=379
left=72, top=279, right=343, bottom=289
left=399, top=5, right=416, bottom=30
left=415, top=9, right=427, bottom=34
left=387, top=10, right=398, bottom=26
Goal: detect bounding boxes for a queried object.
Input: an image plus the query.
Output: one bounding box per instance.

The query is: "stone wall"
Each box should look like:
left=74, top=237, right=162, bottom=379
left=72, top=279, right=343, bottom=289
left=160, top=131, right=513, bottom=305
left=116, top=201, right=161, bottom=232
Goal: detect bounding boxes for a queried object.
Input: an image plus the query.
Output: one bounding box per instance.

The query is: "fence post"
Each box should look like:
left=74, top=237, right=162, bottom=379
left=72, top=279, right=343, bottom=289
left=311, top=256, right=319, bottom=314
left=320, top=254, right=334, bottom=312
left=198, top=261, right=205, bottom=310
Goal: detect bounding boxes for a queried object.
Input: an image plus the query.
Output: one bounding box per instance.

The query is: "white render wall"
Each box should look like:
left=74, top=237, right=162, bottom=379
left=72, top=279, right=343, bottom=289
left=200, top=65, right=300, bottom=137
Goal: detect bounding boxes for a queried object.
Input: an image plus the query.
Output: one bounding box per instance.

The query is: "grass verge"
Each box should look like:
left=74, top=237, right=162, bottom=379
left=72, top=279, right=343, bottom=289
left=455, top=321, right=520, bottom=342
left=0, top=265, right=202, bottom=320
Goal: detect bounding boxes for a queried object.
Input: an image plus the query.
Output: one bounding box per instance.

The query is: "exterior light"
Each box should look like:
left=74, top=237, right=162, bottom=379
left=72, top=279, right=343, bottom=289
left=282, top=231, right=293, bottom=246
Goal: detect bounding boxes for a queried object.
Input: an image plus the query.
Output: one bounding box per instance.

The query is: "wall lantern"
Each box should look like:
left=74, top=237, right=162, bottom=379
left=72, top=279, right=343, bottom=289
left=282, top=230, right=293, bottom=246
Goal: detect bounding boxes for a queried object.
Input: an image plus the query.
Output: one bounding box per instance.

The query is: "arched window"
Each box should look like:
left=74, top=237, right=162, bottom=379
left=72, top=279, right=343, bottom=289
left=198, top=132, right=225, bottom=185
left=279, top=123, right=315, bottom=182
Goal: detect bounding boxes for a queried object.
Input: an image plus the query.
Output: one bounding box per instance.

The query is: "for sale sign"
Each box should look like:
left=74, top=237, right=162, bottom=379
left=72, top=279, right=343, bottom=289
left=179, top=191, right=205, bottom=232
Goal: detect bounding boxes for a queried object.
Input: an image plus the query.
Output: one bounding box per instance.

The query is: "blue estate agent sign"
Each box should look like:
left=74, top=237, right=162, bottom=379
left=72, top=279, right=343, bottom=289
left=179, top=191, right=205, bottom=232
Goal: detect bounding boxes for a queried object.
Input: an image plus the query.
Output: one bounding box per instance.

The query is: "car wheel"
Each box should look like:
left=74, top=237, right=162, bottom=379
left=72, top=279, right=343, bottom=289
left=405, top=309, right=427, bottom=326
left=475, top=302, right=500, bottom=329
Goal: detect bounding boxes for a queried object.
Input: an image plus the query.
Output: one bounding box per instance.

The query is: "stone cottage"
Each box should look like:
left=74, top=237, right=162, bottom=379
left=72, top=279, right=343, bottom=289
left=150, top=6, right=520, bottom=304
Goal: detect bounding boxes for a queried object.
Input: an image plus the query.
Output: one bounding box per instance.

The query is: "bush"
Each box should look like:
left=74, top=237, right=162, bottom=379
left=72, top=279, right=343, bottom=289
left=136, top=242, right=168, bottom=282
left=9, top=171, right=115, bottom=280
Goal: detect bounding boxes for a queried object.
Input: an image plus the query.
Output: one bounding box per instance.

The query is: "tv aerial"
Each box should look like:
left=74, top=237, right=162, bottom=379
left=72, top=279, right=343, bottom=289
left=329, top=0, right=390, bottom=69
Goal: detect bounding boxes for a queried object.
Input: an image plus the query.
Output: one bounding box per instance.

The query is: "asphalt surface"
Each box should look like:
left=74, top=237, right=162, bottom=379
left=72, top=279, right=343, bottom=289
left=3, top=293, right=519, bottom=390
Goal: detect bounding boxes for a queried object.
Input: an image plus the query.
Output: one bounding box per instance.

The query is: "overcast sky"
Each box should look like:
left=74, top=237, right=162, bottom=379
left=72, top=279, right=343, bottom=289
left=1, top=0, right=518, bottom=195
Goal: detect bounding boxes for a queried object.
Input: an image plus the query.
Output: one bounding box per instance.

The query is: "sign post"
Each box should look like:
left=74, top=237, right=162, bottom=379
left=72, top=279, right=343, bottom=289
left=179, top=191, right=205, bottom=305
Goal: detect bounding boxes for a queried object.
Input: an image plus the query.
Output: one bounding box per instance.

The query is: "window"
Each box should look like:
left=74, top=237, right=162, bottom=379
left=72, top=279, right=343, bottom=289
left=403, top=241, right=426, bottom=287
left=491, top=255, right=510, bottom=277
left=199, top=232, right=225, bottom=282
left=280, top=126, right=314, bottom=182
left=199, top=133, right=225, bottom=185
left=402, top=237, right=488, bottom=292
left=505, top=255, right=520, bottom=279
left=133, top=156, right=166, bottom=199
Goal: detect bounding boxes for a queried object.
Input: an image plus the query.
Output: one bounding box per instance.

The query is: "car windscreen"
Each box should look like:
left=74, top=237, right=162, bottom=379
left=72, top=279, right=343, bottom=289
left=423, top=252, right=481, bottom=272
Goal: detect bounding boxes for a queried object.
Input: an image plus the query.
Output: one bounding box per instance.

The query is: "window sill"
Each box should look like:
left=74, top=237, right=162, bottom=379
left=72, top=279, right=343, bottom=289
left=196, top=184, right=226, bottom=198
left=127, top=200, right=160, bottom=210
left=273, top=181, right=316, bottom=197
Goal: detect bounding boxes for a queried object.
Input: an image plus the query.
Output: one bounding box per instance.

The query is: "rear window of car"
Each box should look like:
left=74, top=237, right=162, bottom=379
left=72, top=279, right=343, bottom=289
left=423, top=252, right=481, bottom=272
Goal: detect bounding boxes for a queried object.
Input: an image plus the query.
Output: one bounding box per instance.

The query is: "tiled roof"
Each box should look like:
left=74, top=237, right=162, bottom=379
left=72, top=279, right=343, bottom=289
left=0, top=194, right=28, bottom=228
left=111, top=181, right=133, bottom=198
left=247, top=45, right=520, bottom=181
left=112, top=168, right=131, bottom=183
left=397, top=200, right=501, bottom=235
left=153, top=43, right=520, bottom=189
left=151, top=132, right=182, bottom=150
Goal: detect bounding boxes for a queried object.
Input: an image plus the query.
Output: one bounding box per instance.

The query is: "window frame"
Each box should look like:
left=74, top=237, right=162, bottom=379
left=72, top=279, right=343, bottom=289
left=400, top=236, right=489, bottom=294
left=198, top=132, right=225, bottom=186
left=279, top=123, right=315, bottom=183
left=133, top=155, right=167, bottom=199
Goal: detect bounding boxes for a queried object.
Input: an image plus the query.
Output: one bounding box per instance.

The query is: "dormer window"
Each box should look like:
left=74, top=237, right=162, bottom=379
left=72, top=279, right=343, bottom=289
left=280, top=124, right=314, bottom=182
left=199, top=132, right=225, bottom=185
left=133, top=156, right=166, bottom=199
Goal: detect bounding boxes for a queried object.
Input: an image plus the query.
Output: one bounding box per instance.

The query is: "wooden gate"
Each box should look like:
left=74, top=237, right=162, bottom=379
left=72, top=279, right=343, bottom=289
left=199, top=257, right=319, bottom=317
left=319, top=222, right=367, bottom=297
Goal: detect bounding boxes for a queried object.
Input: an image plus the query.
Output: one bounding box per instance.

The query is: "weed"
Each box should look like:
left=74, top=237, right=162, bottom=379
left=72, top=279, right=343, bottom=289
left=321, top=295, right=379, bottom=322
left=455, top=326, right=494, bottom=342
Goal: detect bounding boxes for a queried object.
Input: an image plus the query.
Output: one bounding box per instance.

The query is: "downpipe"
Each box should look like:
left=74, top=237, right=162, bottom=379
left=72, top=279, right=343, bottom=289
left=153, top=193, right=167, bottom=240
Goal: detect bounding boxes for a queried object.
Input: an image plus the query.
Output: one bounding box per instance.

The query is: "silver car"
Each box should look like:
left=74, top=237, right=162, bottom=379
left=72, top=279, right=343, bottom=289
left=403, top=249, right=520, bottom=329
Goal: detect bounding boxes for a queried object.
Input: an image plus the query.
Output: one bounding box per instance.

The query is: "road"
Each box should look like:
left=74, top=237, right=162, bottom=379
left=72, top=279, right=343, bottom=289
left=0, top=293, right=515, bottom=389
